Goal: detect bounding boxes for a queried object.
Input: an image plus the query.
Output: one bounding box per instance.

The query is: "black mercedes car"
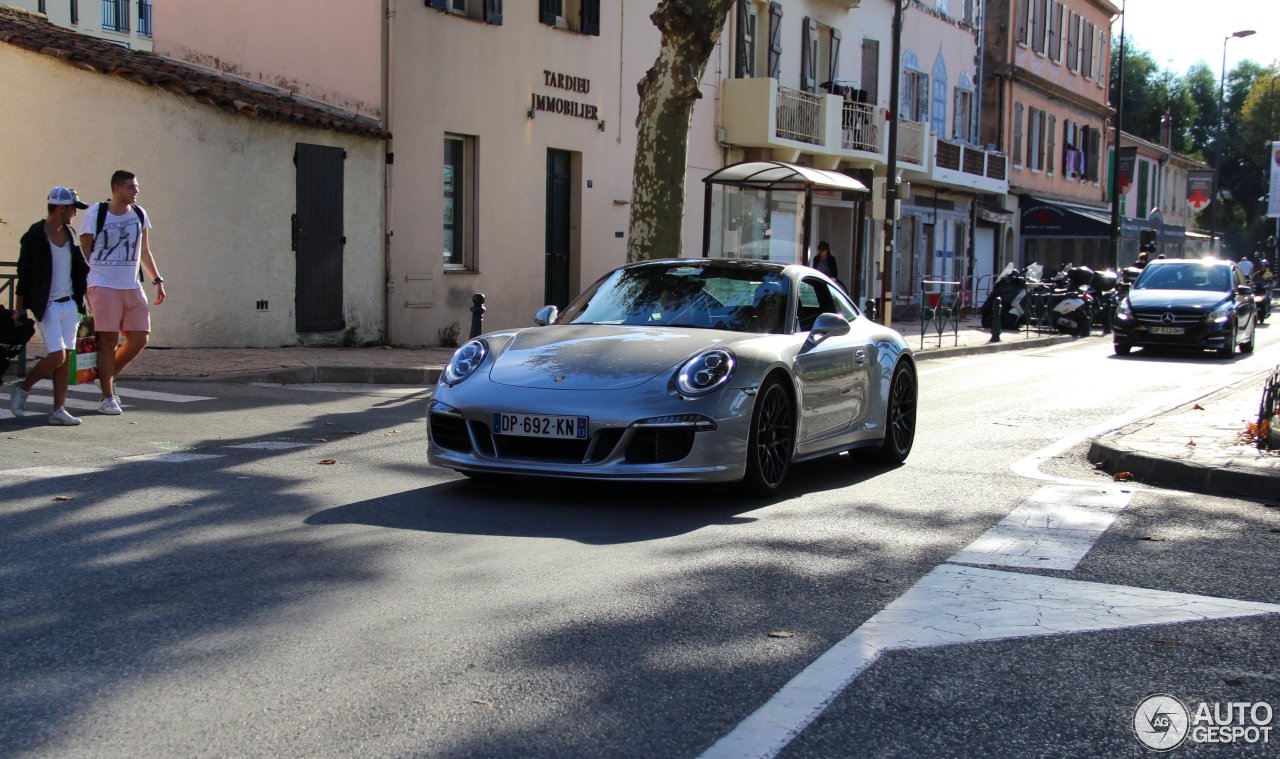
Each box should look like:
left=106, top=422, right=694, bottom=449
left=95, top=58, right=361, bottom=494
left=1112, top=258, right=1256, bottom=357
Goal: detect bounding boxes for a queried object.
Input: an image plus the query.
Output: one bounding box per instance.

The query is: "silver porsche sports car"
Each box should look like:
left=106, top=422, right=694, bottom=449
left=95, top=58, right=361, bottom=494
left=427, top=259, right=916, bottom=495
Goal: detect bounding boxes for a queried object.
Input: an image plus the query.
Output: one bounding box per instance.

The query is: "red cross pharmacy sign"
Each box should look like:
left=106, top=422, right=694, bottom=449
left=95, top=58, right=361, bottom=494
left=1187, top=169, right=1214, bottom=213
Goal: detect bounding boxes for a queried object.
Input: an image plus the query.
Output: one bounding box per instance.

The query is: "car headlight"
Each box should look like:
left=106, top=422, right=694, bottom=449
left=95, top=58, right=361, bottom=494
left=1207, top=305, right=1231, bottom=324
left=1115, top=299, right=1132, bottom=319
left=675, top=349, right=735, bottom=396
left=444, top=339, right=488, bottom=385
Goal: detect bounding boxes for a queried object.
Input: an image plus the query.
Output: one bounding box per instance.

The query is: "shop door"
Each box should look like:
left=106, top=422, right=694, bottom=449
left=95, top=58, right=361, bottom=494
left=294, top=143, right=345, bottom=332
left=815, top=203, right=854, bottom=293
left=545, top=149, right=572, bottom=308
left=973, top=226, right=995, bottom=303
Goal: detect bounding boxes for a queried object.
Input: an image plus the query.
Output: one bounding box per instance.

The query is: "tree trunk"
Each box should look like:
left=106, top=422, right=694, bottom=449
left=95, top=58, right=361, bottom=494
left=627, top=0, right=736, bottom=262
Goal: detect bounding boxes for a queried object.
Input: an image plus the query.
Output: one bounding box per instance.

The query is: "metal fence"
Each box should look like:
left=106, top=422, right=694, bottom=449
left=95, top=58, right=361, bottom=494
left=839, top=101, right=880, bottom=153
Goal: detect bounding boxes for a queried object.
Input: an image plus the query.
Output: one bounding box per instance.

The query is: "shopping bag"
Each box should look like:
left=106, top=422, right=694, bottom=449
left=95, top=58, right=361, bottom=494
left=69, top=334, right=98, bottom=385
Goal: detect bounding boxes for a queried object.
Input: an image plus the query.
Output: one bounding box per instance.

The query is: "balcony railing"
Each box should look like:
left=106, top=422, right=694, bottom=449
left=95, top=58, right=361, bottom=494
left=936, top=139, right=962, bottom=171
left=896, top=118, right=926, bottom=164
left=839, top=101, right=881, bottom=153
left=934, top=137, right=1009, bottom=186
left=775, top=85, right=823, bottom=145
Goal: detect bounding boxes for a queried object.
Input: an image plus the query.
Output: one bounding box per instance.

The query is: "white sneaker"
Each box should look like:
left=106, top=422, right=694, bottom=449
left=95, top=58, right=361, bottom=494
left=98, top=395, right=123, bottom=415
left=9, top=385, right=28, bottom=418
left=48, top=407, right=82, bottom=426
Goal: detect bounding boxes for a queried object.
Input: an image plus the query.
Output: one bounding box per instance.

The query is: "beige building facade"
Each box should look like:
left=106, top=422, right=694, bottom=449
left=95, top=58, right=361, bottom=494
left=0, top=6, right=386, bottom=347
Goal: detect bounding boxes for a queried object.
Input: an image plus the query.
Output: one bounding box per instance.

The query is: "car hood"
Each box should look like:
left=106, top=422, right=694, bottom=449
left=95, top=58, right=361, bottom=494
left=1127, top=289, right=1229, bottom=310
left=488, top=325, right=745, bottom=390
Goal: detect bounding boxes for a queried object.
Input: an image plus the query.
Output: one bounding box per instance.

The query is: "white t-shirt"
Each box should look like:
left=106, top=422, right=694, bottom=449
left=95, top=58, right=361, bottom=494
left=1239, top=260, right=1254, bottom=277
left=47, top=235, right=74, bottom=303
left=79, top=202, right=152, bottom=290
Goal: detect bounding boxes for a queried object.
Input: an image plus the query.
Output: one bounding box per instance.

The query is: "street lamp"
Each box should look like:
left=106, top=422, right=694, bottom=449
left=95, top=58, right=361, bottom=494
left=1211, top=28, right=1256, bottom=256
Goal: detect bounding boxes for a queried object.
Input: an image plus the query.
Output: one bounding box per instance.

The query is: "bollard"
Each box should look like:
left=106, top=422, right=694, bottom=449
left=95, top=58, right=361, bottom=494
left=469, top=292, right=486, bottom=338
left=989, top=296, right=1002, bottom=343
left=864, top=298, right=878, bottom=323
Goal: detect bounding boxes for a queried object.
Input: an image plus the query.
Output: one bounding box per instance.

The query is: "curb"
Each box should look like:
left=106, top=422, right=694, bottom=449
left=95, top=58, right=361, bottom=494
left=1087, top=437, right=1275, bottom=501
left=914, top=333, right=1076, bottom=361
left=1087, top=372, right=1274, bottom=501
left=129, top=366, right=442, bottom=385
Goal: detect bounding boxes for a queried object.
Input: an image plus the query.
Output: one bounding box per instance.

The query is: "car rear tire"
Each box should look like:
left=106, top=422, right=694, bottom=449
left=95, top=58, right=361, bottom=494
left=1114, top=342, right=1132, bottom=355
left=740, top=376, right=794, bottom=496
left=872, top=362, right=917, bottom=466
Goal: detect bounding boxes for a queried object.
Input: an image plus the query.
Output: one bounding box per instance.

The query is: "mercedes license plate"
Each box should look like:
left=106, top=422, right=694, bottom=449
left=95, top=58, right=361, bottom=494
left=1151, top=326, right=1184, bottom=335
left=494, top=412, right=588, bottom=439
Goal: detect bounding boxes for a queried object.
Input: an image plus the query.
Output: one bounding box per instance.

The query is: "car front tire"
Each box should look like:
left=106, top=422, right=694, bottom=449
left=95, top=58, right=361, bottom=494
left=1114, top=341, right=1132, bottom=356
left=1218, top=322, right=1238, bottom=358
left=740, top=376, right=795, bottom=496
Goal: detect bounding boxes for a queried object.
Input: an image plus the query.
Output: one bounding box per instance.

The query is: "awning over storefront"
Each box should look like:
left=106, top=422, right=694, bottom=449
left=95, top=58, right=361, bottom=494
left=702, top=161, right=868, bottom=192
left=1020, top=196, right=1111, bottom=238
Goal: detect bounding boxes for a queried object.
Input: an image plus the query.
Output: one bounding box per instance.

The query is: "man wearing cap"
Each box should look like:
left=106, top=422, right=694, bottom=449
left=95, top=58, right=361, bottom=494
left=9, top=187, right=92, bottom=425
left=78, top=170, right=165, bottom=416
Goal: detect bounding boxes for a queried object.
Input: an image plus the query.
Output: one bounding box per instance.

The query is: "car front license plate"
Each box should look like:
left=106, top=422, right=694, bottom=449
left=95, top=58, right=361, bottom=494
left=494, top=412, right=588, bottom=439
left=1151, top=326, right=1184, bottom=335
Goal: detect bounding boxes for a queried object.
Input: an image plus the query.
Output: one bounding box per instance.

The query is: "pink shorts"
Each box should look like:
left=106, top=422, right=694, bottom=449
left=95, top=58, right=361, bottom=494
left=87, top=286, right=151, bottom=334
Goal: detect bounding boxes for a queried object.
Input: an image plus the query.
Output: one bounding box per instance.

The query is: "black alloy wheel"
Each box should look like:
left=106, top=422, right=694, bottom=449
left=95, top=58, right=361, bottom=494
left=741, top=377, right=794, bottom=496
left=874, top=362, right=917, bottom=465
left=1218, top=321, right=1238, bottom=358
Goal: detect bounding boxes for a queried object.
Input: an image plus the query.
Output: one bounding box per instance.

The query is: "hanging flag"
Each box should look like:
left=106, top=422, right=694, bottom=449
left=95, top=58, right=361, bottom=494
left=1268, top=141, right=1280, bottom=219
left=1117, top=147, right=1138, bottom=195
left=1187, top=169, right=1214, bottom=212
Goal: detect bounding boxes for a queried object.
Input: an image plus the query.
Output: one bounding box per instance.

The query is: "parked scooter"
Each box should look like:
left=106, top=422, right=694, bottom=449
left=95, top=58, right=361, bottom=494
left=981, top=263, right=1031, bottom=330
left=1034, top=263, right=1093, bottom=337
left=1089, top=268, right=1120, bottom=334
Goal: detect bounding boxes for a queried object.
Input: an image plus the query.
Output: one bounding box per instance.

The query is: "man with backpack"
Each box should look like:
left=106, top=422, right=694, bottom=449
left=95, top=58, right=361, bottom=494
left=78, top=170, right=165, bottom=416
left=9, top=187, right=91, bottom=425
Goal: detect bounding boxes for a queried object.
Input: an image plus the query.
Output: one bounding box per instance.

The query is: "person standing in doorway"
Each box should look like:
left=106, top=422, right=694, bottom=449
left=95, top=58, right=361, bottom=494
left=811, top=240, right=839, bottom=283
left=78, top=170, right=165, bottom=415
left=9, top=187, right=91, bottom=425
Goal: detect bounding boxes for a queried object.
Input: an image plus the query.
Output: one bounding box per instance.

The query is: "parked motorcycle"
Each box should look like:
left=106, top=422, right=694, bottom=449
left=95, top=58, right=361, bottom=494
left=1089, top=268, right=1120, bottom=334
left=1032, top=263, right=1093, bottom=337
left=981, top=263, right=1029, bottom=330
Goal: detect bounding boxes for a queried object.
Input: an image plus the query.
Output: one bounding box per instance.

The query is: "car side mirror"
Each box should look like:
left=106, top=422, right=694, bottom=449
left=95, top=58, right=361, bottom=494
left=1236, top=284, right=1254, bottom=297
left=534, top=305, right=559, bottom=326
left=1117, top=282, right=1131, bottom=295
left=805, top=313, right=851, bottom=347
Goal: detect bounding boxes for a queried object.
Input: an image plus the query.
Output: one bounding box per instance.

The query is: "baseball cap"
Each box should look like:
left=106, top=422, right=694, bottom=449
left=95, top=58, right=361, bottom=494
left=47, top=186, right=89, bottom=209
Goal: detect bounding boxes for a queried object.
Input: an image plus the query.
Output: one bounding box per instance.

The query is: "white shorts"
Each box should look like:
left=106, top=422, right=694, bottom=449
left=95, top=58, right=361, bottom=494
left=38, top=299, right=81, bottom=353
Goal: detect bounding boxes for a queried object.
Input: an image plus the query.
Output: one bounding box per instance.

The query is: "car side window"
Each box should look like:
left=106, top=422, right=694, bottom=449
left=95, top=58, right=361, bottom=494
left=797, top=278, right=847, bottom=331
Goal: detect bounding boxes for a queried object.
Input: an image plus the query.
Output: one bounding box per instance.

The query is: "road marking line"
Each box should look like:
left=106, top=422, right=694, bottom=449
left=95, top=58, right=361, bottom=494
left=224, top=442, right=311, bottom=450
left=699, top=565, right=1280, bottom=759
left=0, top=465, right=105, bottom=479
left=117, top=452, right=222, bottom=463
left=947, top=485, right=1133, bottom=570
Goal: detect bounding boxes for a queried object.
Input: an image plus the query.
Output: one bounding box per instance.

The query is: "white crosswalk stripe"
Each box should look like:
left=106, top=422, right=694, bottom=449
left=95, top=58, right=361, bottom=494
left=223, top=441, right=311, bottom=450
left=1, top=380, right=213, bottom=420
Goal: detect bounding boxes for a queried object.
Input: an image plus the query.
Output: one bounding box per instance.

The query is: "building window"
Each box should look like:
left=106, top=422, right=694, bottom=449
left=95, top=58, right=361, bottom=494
left=137, top=0, right=151, bottom=37
left=1015, top=0, right=1029, bottom=45
left=70, top=0, right=78, bottom=25
left=539, top=0, right=600, bottom=36
left=1013, top=102, right=1024, bottom=167
left=953, top=87, right=973, bottom=142
left=741, top=3, right=757, bottom=77
left=443, top=135, right=476, bottom=270
left=903, top=69, right=929, bottom=122
left=1031, top=0, right=1047, bottom=54
left=1028, top=107, right=1042, bottom=171
left=1066, top=12, right=1078, bottom=71
left=38, top=1, right=46, bottom=14
left=1049, top=2, right=1063, bottom=62
left=102, top=0, right=129, bottom=32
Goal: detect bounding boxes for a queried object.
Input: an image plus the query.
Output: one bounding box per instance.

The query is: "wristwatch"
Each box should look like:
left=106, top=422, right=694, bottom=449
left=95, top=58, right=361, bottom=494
left=153, top=277, right=165, bottom=285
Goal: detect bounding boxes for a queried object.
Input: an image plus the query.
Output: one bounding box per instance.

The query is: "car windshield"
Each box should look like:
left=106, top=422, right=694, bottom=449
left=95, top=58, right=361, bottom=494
left=1134, top=263, right=1232, bottom=292
left=557, top=263, right=791, bottom=334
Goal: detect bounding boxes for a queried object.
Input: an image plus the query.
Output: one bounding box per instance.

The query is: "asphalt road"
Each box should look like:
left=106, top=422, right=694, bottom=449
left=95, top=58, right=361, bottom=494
left=3, top=329, right=1280, bottom=758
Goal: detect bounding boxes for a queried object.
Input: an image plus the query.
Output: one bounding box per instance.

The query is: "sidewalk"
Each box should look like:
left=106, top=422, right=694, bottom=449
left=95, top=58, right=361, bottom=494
left=13, top=320, right=1274, bottom=502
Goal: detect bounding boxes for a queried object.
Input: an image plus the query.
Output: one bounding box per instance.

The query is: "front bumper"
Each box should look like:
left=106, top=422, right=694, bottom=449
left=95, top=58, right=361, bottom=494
left=1112, top=316, right=1231, bottom=350
left=425, top=383, right=755, bottom=483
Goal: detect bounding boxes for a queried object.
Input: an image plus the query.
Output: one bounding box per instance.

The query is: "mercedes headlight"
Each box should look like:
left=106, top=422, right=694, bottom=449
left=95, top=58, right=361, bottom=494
left=1115, top=299, right=1132, bottom=320
left=1207, top=305, right=1231, bottom=324
left=444, top=339, right=488, bottom=385
left=675, top=349, right=735, bottom=396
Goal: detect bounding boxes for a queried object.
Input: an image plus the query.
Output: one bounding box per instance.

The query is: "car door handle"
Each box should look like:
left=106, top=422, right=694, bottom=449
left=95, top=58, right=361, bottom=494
left=854, top=350, right=867, bottom=364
